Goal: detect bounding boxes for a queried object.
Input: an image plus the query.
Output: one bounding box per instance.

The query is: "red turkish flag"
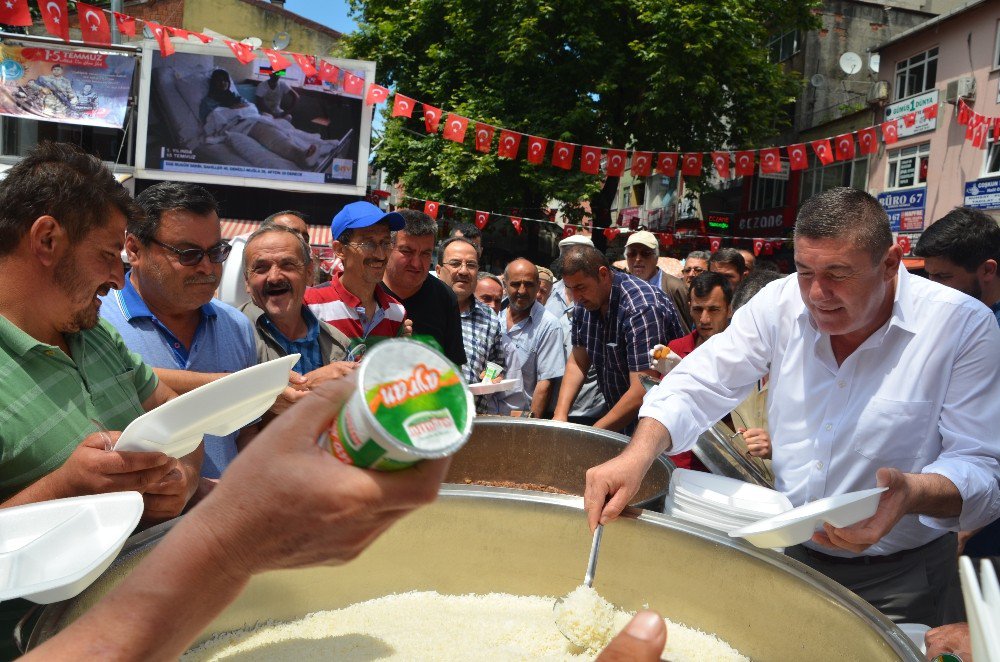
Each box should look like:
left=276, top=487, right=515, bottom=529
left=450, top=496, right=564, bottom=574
left=965, top=113, right=982, bottom=141
left=753, top=238, right=764, bottom=256
left=578, top=146, right=600, bottom=174
left=497, top=130, right=521, bottom=159
left=833, top=133, right=855, bottom=161
left=711, top=151, right=731, bottom=179
left=41, top=0, right=69, bottom=41
left=552, top=142, right=575, bottom=170
left=658, top=232, right=674, bottom=248
left=881, top=120, right=899, bottom=144
left=603, top=227, right=621, bottom=241
left=343, top=73, right=364, bottom=95
left=762, top=240, right=775, bottom=256
left=291, top=54, right=317, bottom=77
left=971, top=120, right=989, bottom=149
left=392, top=94, right=415, bottom=118
left=787, top=144, right=808, bottom=171
left=606, top=149, right=627, bottom=176
left=224, top=40, right=256, bottom=65
left=0, top=0, right=31, bottom=26
left=897, top=234, right=911, bottom=255
left=681, top=152, right=703, bottom=177
left=474, top=211, right=490, bottom=230
left=510, top=217, right=522, bottom=234
left=957, top=100, right=971, bottom=125
left=922, top=104, right=938, bottom=120
left=709, top=237, right=722, bottom=253
left=319, top=60, right=340, bottom=84
left=190, top=33, right=214, bottom=44
left=811, top=139, right=834, bottom=166
left=365, top=84, right=389, bottom=106
left=631, top=151, right=652, bottom=177
left=526, top=136, right=548, bottom=164
left=146, top=22, right=174, bottom=56
left=759, top=147, right=781, bottom=174
left=262, top=49, right=291, bottom=72
left=167, top=26, right=196, bottom=41
left=656, top=152, right=678, bottom=177
left=473, top=123, right=494, bottom=153
left=902, top=112, right=917, bottom=128
left=442, top=114, right=469, bottom=143
left=423, top=105, right=442, bottom=133
left=113, top=12, right=136, bottom=36
left=77, top=3, right=111, bottom=46
left=857, top=127, right=878, bottom=155
left=734, top=151, right=755, bottom=177
left=423, top=200, right=440, bottom=219
left=561, top=225, right=577, bottom=239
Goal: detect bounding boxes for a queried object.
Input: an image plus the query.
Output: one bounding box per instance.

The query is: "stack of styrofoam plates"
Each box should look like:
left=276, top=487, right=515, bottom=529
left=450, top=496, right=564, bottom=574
left=665, top=468, right=793, bottom=534
left=960, top=556, right=1000, bottom=662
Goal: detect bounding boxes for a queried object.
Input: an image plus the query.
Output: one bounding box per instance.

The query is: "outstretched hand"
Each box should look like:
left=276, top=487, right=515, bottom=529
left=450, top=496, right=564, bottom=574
left=811, top=467, right=911, bottom=553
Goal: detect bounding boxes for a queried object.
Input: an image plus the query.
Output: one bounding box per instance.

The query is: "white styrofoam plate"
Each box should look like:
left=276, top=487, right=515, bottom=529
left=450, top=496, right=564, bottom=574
left=0, top=492, right=143, bottom=604
left=468, top=379, right=520, bottom=395
left=896, top=623, right=929, bottom=654
left=114, top=354, right=299, bottom=457
left=728, top=487, right=887, bottom=548
left=671, top=468, right=793, bottom=514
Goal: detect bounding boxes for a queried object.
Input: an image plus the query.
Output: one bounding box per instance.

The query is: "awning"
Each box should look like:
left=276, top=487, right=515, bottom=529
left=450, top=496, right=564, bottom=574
left=219, top=219, right=332, bottom=246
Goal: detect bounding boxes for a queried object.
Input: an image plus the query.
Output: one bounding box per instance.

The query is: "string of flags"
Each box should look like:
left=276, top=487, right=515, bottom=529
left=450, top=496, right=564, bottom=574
left=955, top=99, right=999, bottom=149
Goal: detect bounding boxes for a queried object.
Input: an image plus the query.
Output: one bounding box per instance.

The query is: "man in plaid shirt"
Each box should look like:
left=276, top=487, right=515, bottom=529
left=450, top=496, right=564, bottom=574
left=435, top=237, right=503, bottom=412
left=553, top=245, right=684, bottom=434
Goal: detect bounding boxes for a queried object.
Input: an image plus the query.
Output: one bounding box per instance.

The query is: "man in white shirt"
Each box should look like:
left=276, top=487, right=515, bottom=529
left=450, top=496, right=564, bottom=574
left=584, top=187, right=1000, bottom=626
left=255, top=72, right=298, bottom=119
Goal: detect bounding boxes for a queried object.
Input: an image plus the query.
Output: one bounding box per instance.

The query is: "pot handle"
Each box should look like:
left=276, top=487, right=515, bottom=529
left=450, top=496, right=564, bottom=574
left=13, top=603, right=42, bottom=654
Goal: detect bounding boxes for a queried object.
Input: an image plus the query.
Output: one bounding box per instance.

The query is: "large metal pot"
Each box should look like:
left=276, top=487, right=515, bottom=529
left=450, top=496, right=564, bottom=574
left=446, top=417, right=674, bottom=510
left=29, top=488, right=920, bottom=660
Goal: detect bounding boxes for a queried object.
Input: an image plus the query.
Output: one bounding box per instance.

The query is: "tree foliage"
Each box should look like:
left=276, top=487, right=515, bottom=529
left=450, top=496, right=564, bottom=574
left=346, top=0, right=819, bottom=231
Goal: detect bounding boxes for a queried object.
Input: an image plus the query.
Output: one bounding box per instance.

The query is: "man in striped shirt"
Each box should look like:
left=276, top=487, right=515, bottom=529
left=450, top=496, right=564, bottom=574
left=304, top=202, right=407, bottom=358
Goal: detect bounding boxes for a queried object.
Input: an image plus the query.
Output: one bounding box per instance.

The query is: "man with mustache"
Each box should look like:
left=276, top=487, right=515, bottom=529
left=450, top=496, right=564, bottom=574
left=101, top=182, right=258, bottom=480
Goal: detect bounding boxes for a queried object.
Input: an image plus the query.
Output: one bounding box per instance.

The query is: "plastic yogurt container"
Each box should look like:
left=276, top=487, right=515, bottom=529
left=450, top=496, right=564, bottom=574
left=320, top=339, right=474, bottom=471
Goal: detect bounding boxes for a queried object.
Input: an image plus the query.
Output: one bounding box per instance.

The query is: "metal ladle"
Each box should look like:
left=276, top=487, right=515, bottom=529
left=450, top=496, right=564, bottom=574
left=553, top=523, right=611, bottom=647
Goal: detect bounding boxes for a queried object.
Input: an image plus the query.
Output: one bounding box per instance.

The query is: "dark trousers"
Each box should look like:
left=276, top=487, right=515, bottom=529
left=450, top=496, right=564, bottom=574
left=786, top=533, right=964, bottom=627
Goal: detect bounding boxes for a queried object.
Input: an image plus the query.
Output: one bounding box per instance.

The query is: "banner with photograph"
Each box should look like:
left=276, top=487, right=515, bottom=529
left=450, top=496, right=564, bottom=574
left=0, top=45, right=135, bottom=129
left=139, top=47, right=365, bottom=190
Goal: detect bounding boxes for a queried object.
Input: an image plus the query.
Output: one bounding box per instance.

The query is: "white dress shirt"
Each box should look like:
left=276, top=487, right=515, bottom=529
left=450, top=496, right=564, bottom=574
left=639, top=266, right=1000, bottom=557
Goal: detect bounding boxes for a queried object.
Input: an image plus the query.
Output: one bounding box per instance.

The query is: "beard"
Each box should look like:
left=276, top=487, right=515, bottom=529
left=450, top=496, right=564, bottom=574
left=53, top=251, right=108, bottom=333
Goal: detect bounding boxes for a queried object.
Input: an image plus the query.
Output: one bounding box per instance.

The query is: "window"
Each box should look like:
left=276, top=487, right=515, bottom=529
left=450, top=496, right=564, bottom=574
left=800, top=155, right=870, bottom=202
left=894, top=48, right=938, bottom=100
left=994, top=20, right=1000, bottom=69
left=750, top=175, right=786, bottom=211
left=886, top=143, right=930, bottom=190
left=768, top=31, right=800, bottom=63
left=985, top=134, right=1000, bottom=177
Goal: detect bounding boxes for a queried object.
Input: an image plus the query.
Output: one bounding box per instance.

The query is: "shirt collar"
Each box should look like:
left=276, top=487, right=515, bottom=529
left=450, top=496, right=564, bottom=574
left=117, top=272, right=217, bottom=320
left=331, top=274, right=393, bottom=311
left=262, top=306, right=320, bottom=344
left=642, top=268, right=662, bottom=288
left=0, top=314, right=52, bottom=358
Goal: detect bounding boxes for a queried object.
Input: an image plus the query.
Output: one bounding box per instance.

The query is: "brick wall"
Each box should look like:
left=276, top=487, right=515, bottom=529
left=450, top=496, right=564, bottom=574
left=124, top=0, right=186, bottom=30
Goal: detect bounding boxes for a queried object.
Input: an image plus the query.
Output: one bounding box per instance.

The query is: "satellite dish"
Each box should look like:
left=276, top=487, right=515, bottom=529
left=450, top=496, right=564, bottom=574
left=241, top=37, right=263, bottom=49
left=868, top=53, right=880, bottom=73
left=272, top=31, right=291, bottom=50
left=810, top=74, right=826, bottom=88
left=839, top=52, right=862, bottom=75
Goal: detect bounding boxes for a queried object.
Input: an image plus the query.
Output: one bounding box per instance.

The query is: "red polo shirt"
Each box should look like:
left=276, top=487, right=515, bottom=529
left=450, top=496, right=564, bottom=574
left=304, top=275, right=406, bottom=348
left=665, top=329, right=707, bottom=471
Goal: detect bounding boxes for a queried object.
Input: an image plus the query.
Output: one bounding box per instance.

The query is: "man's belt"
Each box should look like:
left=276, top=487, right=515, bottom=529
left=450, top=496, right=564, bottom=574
left=799, top=535, right=947, bottom=566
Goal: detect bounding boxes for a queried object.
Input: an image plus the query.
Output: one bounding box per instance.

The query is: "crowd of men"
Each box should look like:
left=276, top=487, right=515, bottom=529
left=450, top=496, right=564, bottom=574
left=2, top=142, right=1000, bottom=658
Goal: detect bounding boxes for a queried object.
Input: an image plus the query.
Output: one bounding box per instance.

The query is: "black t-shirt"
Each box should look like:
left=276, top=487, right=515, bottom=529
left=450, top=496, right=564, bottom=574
left=386, top=276, right=467, bottom=366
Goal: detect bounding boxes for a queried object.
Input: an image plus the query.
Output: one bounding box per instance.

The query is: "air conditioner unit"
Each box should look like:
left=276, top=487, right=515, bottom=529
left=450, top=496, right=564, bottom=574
left=946, top=77, right=976, bottom=103
left=867, top=80, right=889, bottom=103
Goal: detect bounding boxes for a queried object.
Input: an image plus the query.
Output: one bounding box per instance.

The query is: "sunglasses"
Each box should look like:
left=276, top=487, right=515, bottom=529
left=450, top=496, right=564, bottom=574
left=149, top=238, right=232, bottom=266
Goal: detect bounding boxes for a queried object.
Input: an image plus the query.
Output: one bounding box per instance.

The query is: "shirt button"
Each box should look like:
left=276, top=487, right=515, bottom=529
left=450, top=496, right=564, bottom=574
left=815, top=461, right=824, bottom=470
left=838, top=381, right=846, bottom=388
left=44, top=349, right=55, bottom=357
left=174, top=343, right=181, bottom=349
left=825, top=424, right=832, bottom=431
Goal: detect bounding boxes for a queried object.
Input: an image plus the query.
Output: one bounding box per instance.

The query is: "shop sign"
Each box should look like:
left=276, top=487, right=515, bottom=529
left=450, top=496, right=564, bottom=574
left=884, top=89, right=938, bottom=138
left=964, top=177, right=1000, bottom=210
left=706, top=212, right=731, bottom=231
left=877, top=187, right=926, bottom=232
left=733, top=207, right=795, bottom=235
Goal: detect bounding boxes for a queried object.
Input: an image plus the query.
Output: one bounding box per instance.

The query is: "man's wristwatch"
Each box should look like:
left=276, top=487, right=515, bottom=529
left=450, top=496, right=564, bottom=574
left=931, top=654, right=963, bottom=662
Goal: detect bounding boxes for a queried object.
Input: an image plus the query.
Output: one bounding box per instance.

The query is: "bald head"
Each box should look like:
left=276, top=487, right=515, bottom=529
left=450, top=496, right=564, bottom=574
left=505, top=258, right=539, bottom=314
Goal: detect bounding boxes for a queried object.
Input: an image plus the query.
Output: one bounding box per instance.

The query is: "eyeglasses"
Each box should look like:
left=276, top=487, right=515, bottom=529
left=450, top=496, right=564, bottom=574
left=347, top=240, right=393, bottom=254
left=150, top=238, right=232, bottom=266
left=442, top=259, right=479, bottom=271
left=681, top=266, right=705, bottom=275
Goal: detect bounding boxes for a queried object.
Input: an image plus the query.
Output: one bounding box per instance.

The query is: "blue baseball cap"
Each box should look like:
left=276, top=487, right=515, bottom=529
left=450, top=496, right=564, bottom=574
left=331, top=201, right=405, bottom=242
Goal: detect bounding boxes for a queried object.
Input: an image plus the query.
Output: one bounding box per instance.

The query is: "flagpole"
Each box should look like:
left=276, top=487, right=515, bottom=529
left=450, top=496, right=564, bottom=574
left=0, top=30, right=138, bottom=54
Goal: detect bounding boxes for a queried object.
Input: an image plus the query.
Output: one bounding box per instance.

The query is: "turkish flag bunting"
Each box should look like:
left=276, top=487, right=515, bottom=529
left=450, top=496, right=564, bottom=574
left=658, top=232, right=674, bottom=247
left=364, top=84, right=389, bottom=106
left=262, top=49, right=291, bottom=72
left=291, top=54, right=317, bottom=77
left=606, top=149, right=627, bottom=176
left=902, top=112, right=916, bottom=128
left=580, top=146, right=602, bottom=174
left=753, top=238, right=764, bottom=256
left=474, top=211, right=490, bottom=230
left=711, top=151, right=731, bottom=179
left=113, top=12, right=136, bottom=36
left=709, top=236, right=722, bottom=253
left=787, top=144, right=808, bottom=170
left=681, top=152, right=703, bottom=177
left=510, top=217, right=522, bottom=234
left=392, top=94, right=415, bottom=118
left=497, top=130, right=521, bottom=159
left=423, top=200, right=440, bottom=219
left=656, top=152, right=678, bottom=177
left=191, top=33, right=214, bottom=44
left=922, top=104, right=938, bottom=120
left=423, top=105, right=442, bottom=133
left=40, top=0, right=69, bottom=41
left=473, top=123, right=494, bottom=153
left=167, top=26, right=196, bottom=41
left=881, top=120, right=899, bottom=144
left=957, top=100, right=971, bottom=125
left=343, top=73, right=364, bottom=95
left=603, top=227, right=621, bottom=241
left=552, top=142, right=575, bottom=170
left=971, top=120, right=989, bottom=149
left=442, top=114, right=469, bottom=143
left=734, top=150, right=755, bottom=177
left=526, top=136, right=548, bottom=165
left=146, top=22, right=175, bottom=56
left=224, top=40, right=257, bottom=65
left=857, top=127, right=878, bottom=155
left=0, top=0, right=32, bottom=26
left=811, top=139, right=834, bottom=165
left=78, top=3, right=111, bottom=46
left=834, top=133, right=855, bottom=161
left=897, top=234, right=911, bottom=255
left=319, top=61, right=341, bottom=84
left=762, top=240, right=775, bottom=256
left=759, top=147, right=781, bottom=174
left=631, top=151, right=652, bottom=177
left=965, top=113, right=982, bottom=141
left=562, top=225, right=577, bottom=239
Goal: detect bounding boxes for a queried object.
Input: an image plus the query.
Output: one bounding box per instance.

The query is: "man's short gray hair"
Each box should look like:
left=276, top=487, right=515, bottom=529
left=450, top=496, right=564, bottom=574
left=561, top=245, right=610, bottom=279
left=243, top=223, right=312, bottom=279
left=395, top=208, right=438, bottom=240
left=795, top=187, right=892, bottom=263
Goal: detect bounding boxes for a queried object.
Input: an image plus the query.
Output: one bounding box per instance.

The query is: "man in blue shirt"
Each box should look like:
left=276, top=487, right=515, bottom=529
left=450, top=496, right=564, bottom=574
left=101, top=182, right=258, bottom=479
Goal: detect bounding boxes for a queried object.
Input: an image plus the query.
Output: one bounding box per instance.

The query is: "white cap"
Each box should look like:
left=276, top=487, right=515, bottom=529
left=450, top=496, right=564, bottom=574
left=558, top=234, right=595, bottom=249
left=625, top=230, right=658, bottom=251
